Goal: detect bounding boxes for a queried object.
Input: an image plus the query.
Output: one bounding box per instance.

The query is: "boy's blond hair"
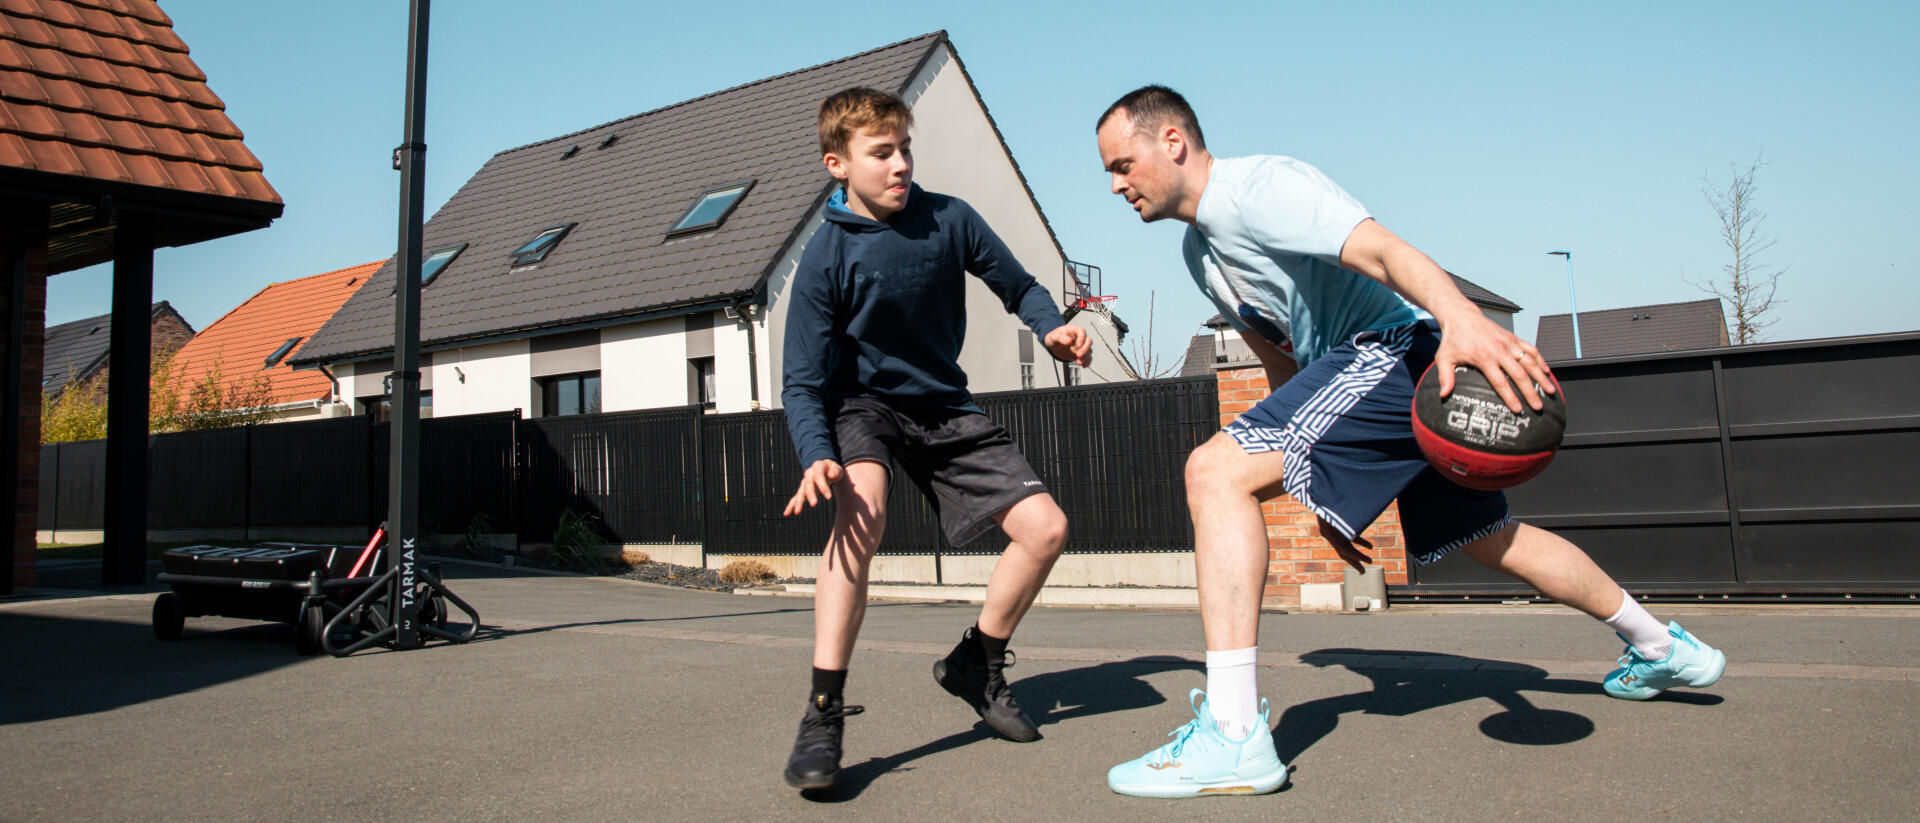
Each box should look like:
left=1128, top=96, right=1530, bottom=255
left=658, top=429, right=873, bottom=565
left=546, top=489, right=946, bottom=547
left=817, top=87, right=913, bottom=156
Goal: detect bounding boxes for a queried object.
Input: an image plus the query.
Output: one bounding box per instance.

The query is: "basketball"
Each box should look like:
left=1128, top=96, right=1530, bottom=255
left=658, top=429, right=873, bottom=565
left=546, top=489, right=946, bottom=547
left=1412, top=364, right=1566, bottom=491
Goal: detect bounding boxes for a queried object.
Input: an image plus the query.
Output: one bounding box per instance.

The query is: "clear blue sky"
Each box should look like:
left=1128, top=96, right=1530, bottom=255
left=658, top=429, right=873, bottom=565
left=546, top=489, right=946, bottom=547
left=47, top=0, right=1919, bottom=369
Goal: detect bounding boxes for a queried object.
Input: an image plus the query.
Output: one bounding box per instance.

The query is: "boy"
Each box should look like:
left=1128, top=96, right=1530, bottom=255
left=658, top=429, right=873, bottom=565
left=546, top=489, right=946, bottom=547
left=1093, top=85, right=1726, bottom=798
left=780, top=87, right=1093, bottom=791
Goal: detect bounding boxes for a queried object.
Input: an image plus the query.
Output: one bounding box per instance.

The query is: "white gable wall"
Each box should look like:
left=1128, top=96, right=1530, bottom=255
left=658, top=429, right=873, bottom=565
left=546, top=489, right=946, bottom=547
left=426, top=340, right=532, bottom=416
left=600, top=316, right=690, bottom=411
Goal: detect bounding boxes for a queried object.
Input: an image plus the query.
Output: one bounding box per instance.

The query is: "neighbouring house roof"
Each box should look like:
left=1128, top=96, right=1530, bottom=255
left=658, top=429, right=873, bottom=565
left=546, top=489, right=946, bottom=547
left=41, top=299, right=186, bottom=397
left=167, top=260, right=379, bottom=407
left=298, top=32, right=967, bottom=366
left=0, top=0, right=283, bottom=272
left=1178, top=333, right=1214, bottom=377
left=1536, top=298, right=1729, bottom=361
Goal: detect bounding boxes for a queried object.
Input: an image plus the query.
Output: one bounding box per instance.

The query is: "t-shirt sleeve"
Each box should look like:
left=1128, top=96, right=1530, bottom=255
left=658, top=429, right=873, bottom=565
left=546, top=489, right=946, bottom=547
left=1232, top=158, right=1372, bottom=266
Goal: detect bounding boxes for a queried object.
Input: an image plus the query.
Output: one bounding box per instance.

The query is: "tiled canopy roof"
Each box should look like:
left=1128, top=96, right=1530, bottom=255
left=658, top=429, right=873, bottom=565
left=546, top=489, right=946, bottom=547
left=0, top=0, right=279, bottom=204
left=168, top=260, right=378, bottom=407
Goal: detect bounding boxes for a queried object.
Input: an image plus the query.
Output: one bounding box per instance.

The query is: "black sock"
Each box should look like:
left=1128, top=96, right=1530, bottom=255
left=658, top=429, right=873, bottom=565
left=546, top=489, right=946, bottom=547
left=811, top=667, right=847, bottom=700
left=974, top=625, right=1010, bottom=659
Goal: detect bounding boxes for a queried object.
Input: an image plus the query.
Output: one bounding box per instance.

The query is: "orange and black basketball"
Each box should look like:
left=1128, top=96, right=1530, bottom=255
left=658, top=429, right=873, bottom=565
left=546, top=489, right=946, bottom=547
left=1412, top=364, right=1566, bottom=491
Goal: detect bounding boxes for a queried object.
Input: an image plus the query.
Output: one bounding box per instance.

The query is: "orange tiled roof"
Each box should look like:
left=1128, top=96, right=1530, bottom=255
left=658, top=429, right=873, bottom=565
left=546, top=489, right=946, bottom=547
left=0, top=0, right=280, bottom=204
left=168, top=260, right=380, bottom=408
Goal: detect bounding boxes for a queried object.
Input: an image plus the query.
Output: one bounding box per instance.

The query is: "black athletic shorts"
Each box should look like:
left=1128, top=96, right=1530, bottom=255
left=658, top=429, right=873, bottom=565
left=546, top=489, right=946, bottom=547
left=833, top=396, right=1049, bottom=547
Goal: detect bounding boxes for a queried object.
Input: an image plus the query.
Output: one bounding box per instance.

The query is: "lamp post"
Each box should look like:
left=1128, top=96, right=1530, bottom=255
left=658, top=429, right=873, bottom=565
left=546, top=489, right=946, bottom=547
left=1548, top=250, right=1580, bottom=358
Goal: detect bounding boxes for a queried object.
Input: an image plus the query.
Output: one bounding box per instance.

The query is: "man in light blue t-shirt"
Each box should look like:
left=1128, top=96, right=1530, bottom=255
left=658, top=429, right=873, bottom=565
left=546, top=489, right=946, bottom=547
left=1093, top=85, right=1726, bottom=799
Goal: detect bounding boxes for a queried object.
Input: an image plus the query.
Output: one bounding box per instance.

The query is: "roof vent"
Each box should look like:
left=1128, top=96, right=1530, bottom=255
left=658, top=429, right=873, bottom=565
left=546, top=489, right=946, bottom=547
left=561, top=145, right=580, bottom=159
left=598, top=134, right=620, bottom=149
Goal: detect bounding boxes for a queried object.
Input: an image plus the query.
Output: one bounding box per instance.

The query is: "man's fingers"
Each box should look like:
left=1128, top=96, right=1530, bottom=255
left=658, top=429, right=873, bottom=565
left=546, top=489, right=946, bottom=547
left=1435, top=357, right=1457, bottom=398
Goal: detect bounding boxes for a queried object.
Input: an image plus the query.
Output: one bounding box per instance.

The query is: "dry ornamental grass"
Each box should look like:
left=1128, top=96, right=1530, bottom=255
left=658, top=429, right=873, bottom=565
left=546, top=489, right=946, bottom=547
left=717, top=559, right=777, bottom=584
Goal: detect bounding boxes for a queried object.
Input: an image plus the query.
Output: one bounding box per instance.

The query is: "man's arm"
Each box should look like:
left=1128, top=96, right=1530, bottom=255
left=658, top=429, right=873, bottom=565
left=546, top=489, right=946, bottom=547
left=1237, top=328, right=1299, bottom=390
left=1337, top=218, right=1554, bottom=412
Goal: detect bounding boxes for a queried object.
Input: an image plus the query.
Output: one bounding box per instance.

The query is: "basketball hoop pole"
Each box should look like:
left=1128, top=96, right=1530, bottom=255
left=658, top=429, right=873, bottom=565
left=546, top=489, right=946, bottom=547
left=387, top=0, right=430, bottom=650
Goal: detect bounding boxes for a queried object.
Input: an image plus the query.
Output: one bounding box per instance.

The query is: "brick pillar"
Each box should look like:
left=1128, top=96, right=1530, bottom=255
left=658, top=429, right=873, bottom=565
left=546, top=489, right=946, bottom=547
left=1215, top=365, right=1407, bottom=609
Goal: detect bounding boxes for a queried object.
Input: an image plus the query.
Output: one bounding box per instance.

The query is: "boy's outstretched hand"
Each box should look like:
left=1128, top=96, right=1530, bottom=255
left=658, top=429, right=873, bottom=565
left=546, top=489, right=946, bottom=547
left=1044, top=325, right=1093, bottom=366
left=784, top=459, right=843, bottom=516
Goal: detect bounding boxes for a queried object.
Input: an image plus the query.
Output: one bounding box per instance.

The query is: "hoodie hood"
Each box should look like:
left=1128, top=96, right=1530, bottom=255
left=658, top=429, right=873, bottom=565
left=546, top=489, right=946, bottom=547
left=824, top=183, right=923, bottom=231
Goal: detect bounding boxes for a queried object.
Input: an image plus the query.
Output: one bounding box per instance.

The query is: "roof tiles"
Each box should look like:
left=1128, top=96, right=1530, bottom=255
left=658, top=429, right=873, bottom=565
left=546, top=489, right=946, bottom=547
left=0, top=0, right=278, bottom=204
left=1535, top=298, right=1729, bottom=361
left=167, top=260, right=380, bottom=407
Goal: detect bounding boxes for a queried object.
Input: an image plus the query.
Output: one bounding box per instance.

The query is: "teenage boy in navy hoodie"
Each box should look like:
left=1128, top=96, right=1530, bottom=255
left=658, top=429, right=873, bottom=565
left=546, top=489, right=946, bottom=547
left=779, top=87, right=1093, bottom=791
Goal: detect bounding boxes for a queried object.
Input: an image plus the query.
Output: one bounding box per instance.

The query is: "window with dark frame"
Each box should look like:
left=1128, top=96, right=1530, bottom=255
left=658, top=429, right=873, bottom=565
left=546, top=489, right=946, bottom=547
left=688, top=357, right=716, bottom=409
left=511, top=223, right=576, bottom=267
left=667, top=180, right=754, bottom=238
left=358, top=391, right=432, bottom=423
left=263, top=337, right=302, bottom=367
left=419, top=243, right=466, bottom=286
left=1018, top=329, right=1035, bottom=390
left=539, top=371, right=601, bottom=417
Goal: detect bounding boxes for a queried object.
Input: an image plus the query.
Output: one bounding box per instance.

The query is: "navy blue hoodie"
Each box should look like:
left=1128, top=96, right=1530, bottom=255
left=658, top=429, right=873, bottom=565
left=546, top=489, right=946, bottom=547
left=781, top=184, right=1065, bottom=467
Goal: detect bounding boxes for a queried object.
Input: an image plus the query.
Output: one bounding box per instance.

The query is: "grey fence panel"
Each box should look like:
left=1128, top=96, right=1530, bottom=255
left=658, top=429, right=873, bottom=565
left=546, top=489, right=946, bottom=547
left=37, top=442, right=58, bottom=528
left=517, top=407, right=701, bottom=544
left=372, top=411, right=520, bottom=537
left=1406, top=332, right=1920, bottom=598
left=50, top=439, right=106, bottom=530
left=248, top=417, right=369, bottom=529
left=147, top=427, right=248, bottom=529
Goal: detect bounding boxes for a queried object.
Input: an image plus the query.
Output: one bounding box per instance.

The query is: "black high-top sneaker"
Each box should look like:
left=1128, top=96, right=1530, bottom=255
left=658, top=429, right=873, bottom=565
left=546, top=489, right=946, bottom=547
left=783, top=691, right=864, bottom=790
left=932, top=627, right=1041, bottom=742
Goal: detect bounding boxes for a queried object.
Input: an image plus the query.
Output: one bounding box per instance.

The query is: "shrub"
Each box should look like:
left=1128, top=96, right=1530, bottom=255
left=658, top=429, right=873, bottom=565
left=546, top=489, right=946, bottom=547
left=620, top=548, right=652, bottom=567
left=551, top=509, right=606, bottom=573
left=718, top=559, right=777, bottom=584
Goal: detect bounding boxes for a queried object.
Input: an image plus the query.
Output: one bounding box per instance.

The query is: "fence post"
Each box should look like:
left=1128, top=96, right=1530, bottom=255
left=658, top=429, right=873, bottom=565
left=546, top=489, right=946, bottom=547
left=1709, top=356, right=1743, bottom=572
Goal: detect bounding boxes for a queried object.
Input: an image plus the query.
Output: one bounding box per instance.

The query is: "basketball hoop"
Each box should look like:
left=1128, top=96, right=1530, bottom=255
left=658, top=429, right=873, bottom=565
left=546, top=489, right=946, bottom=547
left=1074, top=295, right=1118, bottom=310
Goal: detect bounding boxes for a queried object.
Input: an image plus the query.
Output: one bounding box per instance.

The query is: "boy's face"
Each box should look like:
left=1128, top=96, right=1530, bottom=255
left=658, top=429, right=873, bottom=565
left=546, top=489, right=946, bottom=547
left=825, top=124, right=913, bottom=222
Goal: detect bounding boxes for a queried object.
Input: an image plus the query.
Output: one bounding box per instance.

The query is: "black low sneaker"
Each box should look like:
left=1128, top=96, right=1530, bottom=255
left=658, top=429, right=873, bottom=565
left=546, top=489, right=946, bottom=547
left=784, top=691, right=864, bottom=790
left=933, top=627, right=1041, bottom=742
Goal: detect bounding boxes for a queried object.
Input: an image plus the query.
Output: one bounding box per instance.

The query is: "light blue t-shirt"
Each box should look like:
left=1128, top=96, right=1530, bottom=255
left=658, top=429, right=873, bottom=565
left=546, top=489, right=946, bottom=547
left=1183, top=155, right=1426, bottom=366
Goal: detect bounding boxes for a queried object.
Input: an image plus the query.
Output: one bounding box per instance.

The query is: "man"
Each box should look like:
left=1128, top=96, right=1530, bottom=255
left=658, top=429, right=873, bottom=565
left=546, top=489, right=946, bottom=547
left=1094, top=85, right=1725, bottom=799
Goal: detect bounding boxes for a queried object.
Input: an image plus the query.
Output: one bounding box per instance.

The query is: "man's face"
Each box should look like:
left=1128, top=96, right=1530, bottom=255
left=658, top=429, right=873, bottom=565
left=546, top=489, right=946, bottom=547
left=826, top=124, right=913, bottom=221
left=1097, top=111, right=1182, bottom=223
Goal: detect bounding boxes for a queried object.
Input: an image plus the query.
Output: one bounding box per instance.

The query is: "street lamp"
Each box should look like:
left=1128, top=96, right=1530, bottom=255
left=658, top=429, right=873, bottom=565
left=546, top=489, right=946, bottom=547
left=1547, top=250, right=1580, bottom=358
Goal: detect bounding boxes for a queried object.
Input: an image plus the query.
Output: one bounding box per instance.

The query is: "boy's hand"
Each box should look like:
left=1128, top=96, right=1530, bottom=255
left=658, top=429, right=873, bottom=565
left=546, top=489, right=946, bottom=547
left=1044, top=325, right=1092, bottom=366
left=1433, top=311, right=1556, bottom=413
left=783, top=459, right=843, bottom=516
left=1316, top=516, right=1375, bottom=574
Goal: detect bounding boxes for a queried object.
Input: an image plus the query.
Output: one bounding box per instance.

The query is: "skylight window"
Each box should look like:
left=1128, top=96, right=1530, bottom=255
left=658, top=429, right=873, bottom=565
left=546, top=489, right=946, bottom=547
left=511, top=223, right=575, bottom=267
left=561, top=145, right=580, bottom=159
left=419, top=243, right=467, bottom=286
left=264, top=337, right=302, bottom=367
left=667, top=180, right=754, bottom=238
left=598, top=133, right=620, bottom=149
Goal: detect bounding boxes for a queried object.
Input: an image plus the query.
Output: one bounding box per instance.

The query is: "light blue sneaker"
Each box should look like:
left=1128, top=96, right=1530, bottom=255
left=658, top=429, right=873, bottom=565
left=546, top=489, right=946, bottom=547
left=1107, top=689, right=1289, bottom=798
left=1603, top=621, right=1727, bottom=700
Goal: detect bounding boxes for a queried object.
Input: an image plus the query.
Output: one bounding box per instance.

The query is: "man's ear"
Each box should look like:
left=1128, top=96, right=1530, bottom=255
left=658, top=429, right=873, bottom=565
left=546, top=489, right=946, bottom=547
left=823, top=151, right=848, bottom=182
left=1163, top=126, right=1187, bottom=163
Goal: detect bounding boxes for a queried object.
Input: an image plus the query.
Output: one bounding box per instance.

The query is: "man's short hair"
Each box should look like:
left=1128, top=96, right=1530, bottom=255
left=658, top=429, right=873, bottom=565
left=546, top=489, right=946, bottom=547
left=818, top=87, right=913, bottom=156
left=1096, top=85, right=1205, bottom=151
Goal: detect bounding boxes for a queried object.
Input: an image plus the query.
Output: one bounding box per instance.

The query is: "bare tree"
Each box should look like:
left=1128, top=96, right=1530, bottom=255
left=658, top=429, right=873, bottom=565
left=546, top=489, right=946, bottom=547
left=1123, top=290, right=1182, bottom=380
left=1692, top=153, right=1786, bottom=344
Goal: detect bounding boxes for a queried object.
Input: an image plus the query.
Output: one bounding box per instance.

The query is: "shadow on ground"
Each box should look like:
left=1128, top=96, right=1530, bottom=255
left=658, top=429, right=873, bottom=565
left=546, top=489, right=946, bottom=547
left=802, top=655, right=1199, bottom=803
left=1274, top=648, right=1725, bottom=767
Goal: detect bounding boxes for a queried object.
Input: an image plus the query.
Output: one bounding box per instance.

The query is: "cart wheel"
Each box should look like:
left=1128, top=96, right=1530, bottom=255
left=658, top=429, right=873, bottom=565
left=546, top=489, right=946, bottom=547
left=152, top=593, right=184, bottom=641
left=425, top=593, right=449, bottom=630
left=294, top=603, right=325, bottom=655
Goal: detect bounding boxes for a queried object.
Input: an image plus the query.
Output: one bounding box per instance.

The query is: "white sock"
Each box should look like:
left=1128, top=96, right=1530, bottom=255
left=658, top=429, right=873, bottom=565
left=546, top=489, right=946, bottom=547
left=1603, top=591, right=1672, bottom=660
left=1205, top=647, right=1260, bottom=739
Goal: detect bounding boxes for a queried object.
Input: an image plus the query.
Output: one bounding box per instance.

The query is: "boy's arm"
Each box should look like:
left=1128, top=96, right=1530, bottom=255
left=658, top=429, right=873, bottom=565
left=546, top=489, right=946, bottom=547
left=960, top=205, right=1092, bottom=366
left=780, top=255, right=843, bottom=512
left=1337, top=218, right=1554, bottom=413
left=1237, top=328, right=1299, bottom=391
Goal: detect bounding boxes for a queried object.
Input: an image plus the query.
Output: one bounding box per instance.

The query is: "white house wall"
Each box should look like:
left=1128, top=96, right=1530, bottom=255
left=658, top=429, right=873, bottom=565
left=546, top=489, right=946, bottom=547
left=426, top=339, right=532, bottom=416
left=600, top=316, right=689, bottom=411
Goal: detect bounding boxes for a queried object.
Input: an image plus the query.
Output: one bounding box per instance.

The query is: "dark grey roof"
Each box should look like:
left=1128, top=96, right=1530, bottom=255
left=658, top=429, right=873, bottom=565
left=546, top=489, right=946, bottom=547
left=1536, top=299, right=1729, bottom=361
left=41, top=301, right=178, bottom=397
left=296, top=33, right=948, bottom=365
left=1178, top=333, right=1214, bottom=376
left=1449, top=273, right=1521, bottom=313
left=1198, top=272, right=1519, bottom=329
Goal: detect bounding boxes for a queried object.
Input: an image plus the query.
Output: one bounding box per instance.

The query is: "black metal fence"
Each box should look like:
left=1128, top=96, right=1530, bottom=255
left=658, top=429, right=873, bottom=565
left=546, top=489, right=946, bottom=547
left=37, top=376, right=1219, bottom=558
left=1406, top=332, right=1920, bottom=597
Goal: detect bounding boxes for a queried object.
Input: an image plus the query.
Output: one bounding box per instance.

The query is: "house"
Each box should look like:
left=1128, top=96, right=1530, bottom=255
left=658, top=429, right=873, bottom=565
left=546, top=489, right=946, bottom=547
left=1, top=0, right=282, bottom=591
left=41, top=301, right=194, bottom=401
left=1178, top=273, right=1522, bottom=376
left=165, top=260, right=379, bottom=422
left=294, top=32, right=1120, bottom=420
left=1535, top=298, right=1729, bottom=361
